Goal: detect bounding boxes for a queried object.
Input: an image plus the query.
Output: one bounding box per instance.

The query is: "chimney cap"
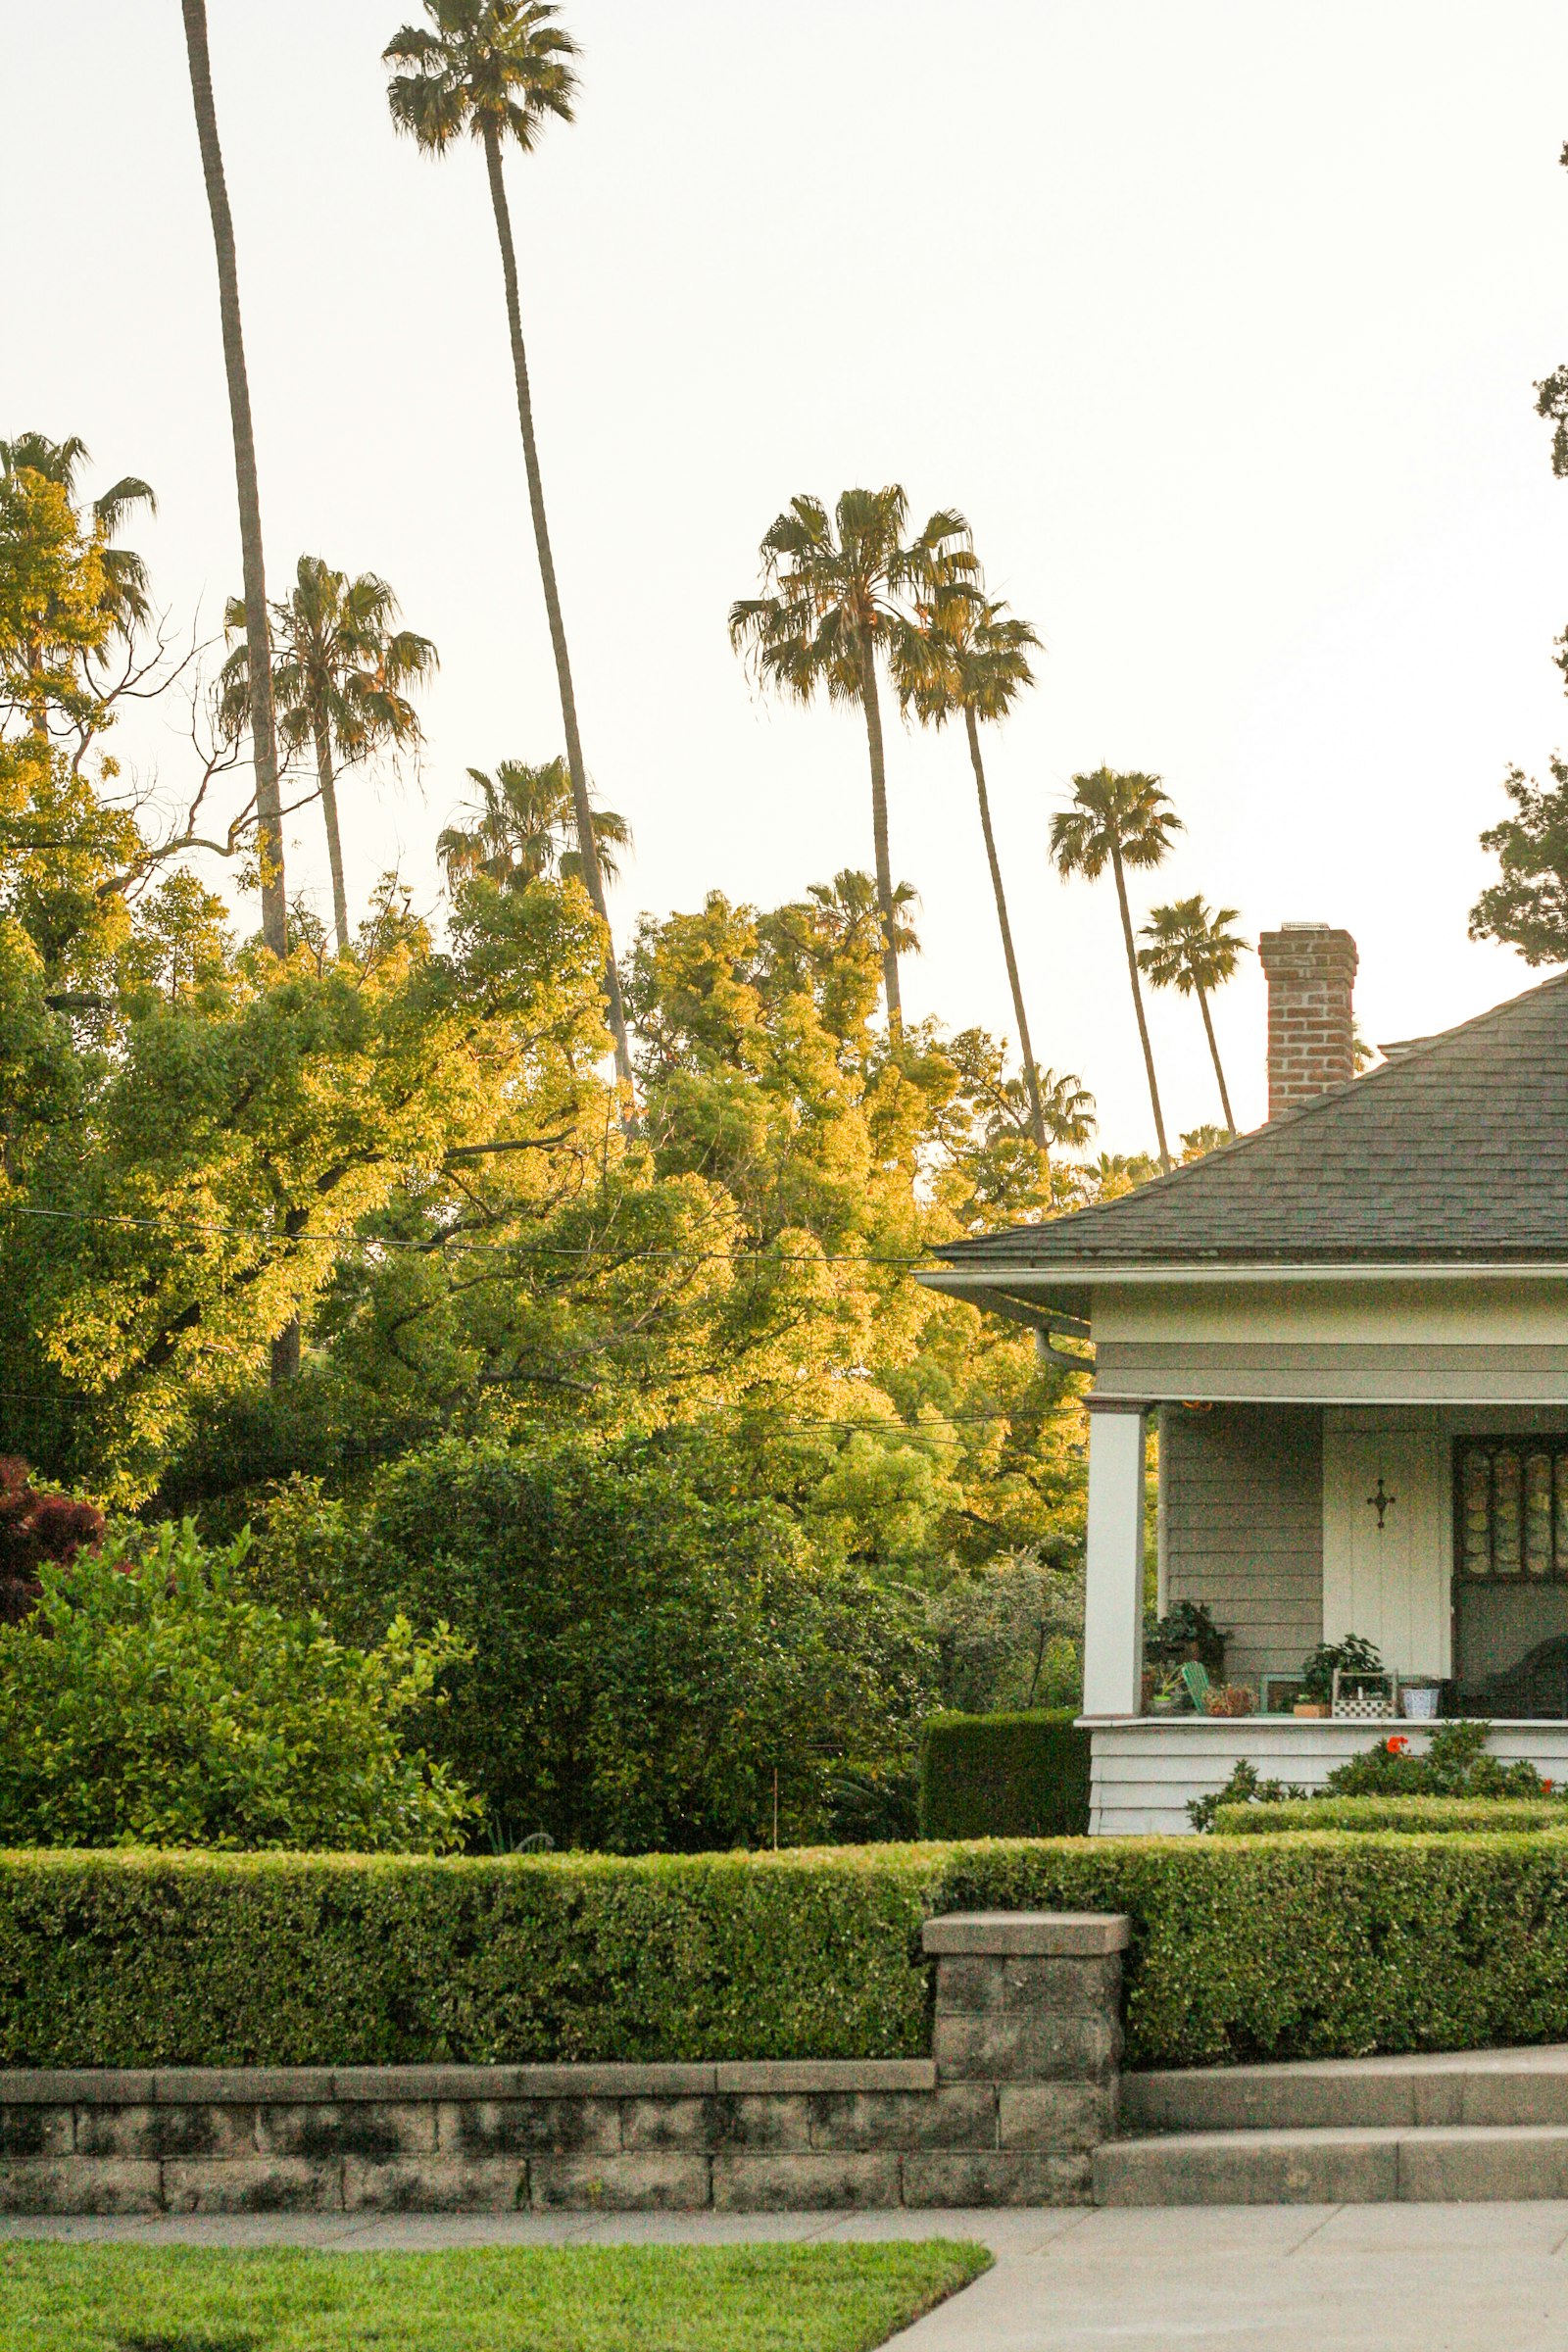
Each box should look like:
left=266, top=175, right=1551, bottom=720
left=1281, top=920, right=1331, bottom=932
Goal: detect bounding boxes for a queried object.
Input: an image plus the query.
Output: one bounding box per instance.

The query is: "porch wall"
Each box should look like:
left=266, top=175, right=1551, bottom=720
left=1161, top=1403, right=1324, bottom=1687
left=1090, top=1718, right=1568, bottom=1837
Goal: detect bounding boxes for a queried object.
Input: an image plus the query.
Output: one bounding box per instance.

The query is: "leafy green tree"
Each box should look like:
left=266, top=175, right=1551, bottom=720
left=0, top=434, right=155, bottom=742
left=1469, top=758, right=1568, bottom=965
left=0, top=1515, right=474, bottom=1851
left=1138, top=894, right=1249, bottom=1136
left=1049, top=768, right=1183, bottom=1170
left=384, top=1, right=633, bottom=1092
left=729, top=488, right=969, bottom=1036
left=180, top=0, right=287, bottom=956
left=221, top=558, right=438, bottom=956
left=898, top=575, right=1047, bottom=1144
left=437, top=755, right=628, bottom=893
left=249, top=1432, right=934, bottom=1852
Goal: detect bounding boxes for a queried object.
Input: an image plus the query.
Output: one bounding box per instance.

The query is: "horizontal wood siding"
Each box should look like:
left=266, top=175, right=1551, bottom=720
left=1098, top=1340, right=1568, bottom=1401
left=1162, top=1403, right=1324, bottom=1689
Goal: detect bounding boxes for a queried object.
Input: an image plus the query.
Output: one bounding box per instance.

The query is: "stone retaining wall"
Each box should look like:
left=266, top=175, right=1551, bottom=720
left=0, top=1911, right=1126, bottom=2215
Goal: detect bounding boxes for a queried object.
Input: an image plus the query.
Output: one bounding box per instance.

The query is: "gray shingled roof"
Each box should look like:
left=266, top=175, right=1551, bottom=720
left=935, top=969, right=1568, bottom=1266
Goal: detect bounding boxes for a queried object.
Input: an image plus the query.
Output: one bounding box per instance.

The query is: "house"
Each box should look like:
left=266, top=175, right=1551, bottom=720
left=922, top=923, right=1568, bottom=1833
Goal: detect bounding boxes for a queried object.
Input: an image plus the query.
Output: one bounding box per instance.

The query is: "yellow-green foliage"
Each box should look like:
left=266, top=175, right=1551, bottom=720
left=11, top=1834, right=1568, bottom=2071
left=1214, top=1797, right=1568, bottom=1836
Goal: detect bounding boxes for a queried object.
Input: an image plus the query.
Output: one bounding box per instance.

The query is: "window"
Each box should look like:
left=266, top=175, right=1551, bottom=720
left=1455, top=1438, right=1568, bottom=1582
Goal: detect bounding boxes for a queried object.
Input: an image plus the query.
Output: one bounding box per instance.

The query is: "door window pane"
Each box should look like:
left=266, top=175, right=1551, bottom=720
left=1455, top=1439, right=1568, bottom=1583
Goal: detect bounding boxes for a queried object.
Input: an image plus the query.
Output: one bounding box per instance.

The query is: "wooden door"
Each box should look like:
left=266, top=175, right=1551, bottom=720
left=1322, top=1425, right=1449, bottom=1679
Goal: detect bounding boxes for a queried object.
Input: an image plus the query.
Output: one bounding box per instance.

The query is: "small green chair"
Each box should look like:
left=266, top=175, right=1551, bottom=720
left=1180, top=1660, right=1211, bottom=1713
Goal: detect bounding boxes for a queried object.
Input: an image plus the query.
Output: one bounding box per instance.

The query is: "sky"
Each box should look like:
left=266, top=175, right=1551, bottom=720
left=8, top=0, right=1568, bottom=1149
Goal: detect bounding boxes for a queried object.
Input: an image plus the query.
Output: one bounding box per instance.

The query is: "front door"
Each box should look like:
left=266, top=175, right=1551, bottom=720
left=1322, top=1424, right=1448, bottom=1679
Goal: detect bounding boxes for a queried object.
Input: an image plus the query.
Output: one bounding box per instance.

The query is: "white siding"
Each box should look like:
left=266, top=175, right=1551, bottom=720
left=1089, top=1718, right=1568, bottom=1836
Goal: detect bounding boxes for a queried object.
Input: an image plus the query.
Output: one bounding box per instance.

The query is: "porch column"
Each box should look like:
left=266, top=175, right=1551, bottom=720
left=1082, top=1397, right=1149, bottom=1718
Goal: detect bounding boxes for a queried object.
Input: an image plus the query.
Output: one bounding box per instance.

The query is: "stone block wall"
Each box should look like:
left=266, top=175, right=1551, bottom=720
left=0, top=1913, right=1127, bottom=2214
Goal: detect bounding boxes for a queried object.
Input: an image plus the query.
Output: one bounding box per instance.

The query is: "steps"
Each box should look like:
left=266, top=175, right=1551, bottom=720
left=1097, top=2047, right=1568, bottom=2204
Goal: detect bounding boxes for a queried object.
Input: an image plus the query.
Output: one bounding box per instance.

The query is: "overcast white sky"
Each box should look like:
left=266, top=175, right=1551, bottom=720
left=8, top=0, right=1568, bottom=1148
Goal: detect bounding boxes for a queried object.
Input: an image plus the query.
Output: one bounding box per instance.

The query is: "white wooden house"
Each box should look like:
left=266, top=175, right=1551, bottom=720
left=923, top=923, right=1568, bottom=1832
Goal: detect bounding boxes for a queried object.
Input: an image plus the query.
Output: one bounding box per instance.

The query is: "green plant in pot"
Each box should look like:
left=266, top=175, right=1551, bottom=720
left=1298, top=1634, right=1383, bottom=1717
left=1147, top=1600, right=1229, bottom=1679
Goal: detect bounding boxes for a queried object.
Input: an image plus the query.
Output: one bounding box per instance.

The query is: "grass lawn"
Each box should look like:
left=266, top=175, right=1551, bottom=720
left=0, top=2236, right=992, bottom=2351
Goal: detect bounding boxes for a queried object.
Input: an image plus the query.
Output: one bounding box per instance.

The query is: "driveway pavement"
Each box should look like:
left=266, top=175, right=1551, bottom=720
left=10, top=2202, right=1568, bottom=2348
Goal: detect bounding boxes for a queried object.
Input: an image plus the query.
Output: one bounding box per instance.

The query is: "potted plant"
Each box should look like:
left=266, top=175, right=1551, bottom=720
left=1203, top=1682, right=1256, bottom=1718
left=1147, top=1600, right=1230, bottom=1679
left=1298, top=1635, right=1384, bottom=1719
left=1149, top=1670, right=1187, bottom=1717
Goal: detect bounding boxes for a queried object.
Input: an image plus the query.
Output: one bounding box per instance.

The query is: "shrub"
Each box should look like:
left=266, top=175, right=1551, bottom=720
left=918, top=1710, right=1091, bottom=1838
left=248, top=1433, right=935, bottom=1853
left=929, top=1555, right=1082, bottom=1714
left=1190, top=1722, right=1552, bottom=1830
left=12, top=1834, right=1568, bottom=2071
left=0, top=1457, right=103, bottom=1624
left=1323, top=1720, right=1549, bottom=1799
left=1214, top=1796, right=1568, bottom=1836
left=0, top=1521, right=475, bottom=1852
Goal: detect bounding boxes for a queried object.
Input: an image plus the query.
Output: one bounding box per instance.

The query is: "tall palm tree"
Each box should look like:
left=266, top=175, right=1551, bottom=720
left=1049, top=768, right=1183, bottom=1172
left=898, top=574, right=1046, bottom=1146
left=180, top=0, right=287, bottom=961
left=220, top=559, right=438, bottom=955
left=383, top=1, right=632, bottom=1092
left=1139, top=895, right=1250, bottom=1138
left=437, top=755, right=629, bottom=893
left=729, top=488, right=968, bottom=1036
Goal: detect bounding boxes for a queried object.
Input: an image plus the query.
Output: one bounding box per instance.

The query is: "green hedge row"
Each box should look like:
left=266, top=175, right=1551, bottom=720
left=917, top=1711, right=1091, bottom=1838
left=15, top=1835, right=1568, bottom=2072
left=1215, top=1797, right=1568, bottom=1837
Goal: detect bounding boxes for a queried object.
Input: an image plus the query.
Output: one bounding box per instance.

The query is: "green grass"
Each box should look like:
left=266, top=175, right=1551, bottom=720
left=0, top=2238, right=993, bottom=2351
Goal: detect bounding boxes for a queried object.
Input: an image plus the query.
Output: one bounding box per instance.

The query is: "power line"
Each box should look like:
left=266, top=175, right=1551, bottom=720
left=3, top=1200, right=957, bottom=1269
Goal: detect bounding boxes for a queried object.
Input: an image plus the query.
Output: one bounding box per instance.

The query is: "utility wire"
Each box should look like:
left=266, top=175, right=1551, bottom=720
left=3, top=1200, right=976, bottom=1269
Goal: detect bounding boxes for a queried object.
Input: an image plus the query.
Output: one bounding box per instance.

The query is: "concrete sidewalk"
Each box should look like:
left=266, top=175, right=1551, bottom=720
left=10, top=2202, right=1568, bottom=2348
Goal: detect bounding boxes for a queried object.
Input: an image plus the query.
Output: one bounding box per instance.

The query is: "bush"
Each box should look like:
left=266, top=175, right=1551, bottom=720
left=0, top=1521, right=475, bottom=1852
left=14, top=1833, right=1568, bottom=2070
left=1323, top=1720, right=1548, bottom=1799
left=1214, top=1796, right=1568, bottom=1836
left=918, top=1710, right=1091, bottom=1838
left=248, top=1433, right=934, bottom=1853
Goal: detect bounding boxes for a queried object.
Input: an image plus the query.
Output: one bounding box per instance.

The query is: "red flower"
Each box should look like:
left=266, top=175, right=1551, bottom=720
left=1385, top=1735, right=1410, bottom=1755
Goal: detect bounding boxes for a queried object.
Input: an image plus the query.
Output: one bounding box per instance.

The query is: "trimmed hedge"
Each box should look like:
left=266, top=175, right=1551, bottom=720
left=918, top=1710, right=1091, bottom=1838
left=16, top=1835, right=1568, bottom=2073
left=1215, top=1797, right=1568, bottom=1837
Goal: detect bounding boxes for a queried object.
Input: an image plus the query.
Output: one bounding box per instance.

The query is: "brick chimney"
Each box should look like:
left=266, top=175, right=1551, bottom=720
left=1258, top=922, right=1357, bottom=1120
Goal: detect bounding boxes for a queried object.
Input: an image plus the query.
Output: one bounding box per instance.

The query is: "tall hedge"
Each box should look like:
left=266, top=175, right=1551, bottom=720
left=12, top=1833, right=1568, bottom=2072
left=918, top=1710, right=1091, bottom=1838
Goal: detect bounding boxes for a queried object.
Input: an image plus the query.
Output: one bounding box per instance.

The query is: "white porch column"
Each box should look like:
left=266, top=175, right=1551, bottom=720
left=1081, top=1397, right=1150, bottom=1718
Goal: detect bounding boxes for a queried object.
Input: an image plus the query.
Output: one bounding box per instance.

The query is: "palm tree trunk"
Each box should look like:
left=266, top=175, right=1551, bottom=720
left=1195, top=978, right=1236, bottom=1136
left=481, top=122, right=633, bottom=1097
left=180, top=0, right=286, bottom=961
left=965, top=707, right=1044, bottom=1149
left=1111, top=844, right=1171, bottom=1171
left=858, top=639, right=903, bottom=1036
left=312, top=713, right=350, bottom=956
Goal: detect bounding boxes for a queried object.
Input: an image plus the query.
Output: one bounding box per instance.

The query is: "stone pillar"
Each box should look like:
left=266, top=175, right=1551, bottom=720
left=1081, top=1398, right=1148, bottom=1718
left=922, top=1912, right=1127, bottom=2204
left=1258, top=922, right=1358, bottom=1120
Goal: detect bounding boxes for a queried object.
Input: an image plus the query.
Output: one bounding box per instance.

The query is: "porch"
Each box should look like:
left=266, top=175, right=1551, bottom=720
left=1081, top=1396, right=1568, bottom=1835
